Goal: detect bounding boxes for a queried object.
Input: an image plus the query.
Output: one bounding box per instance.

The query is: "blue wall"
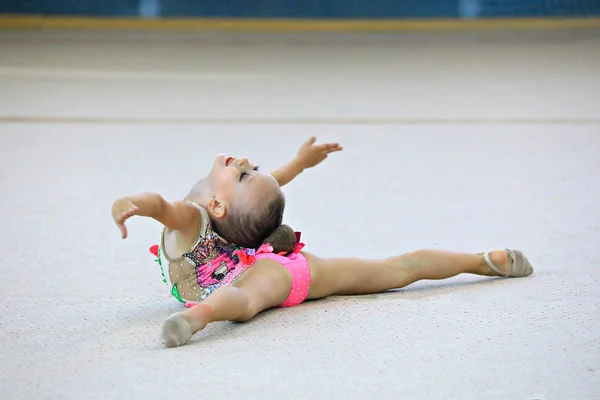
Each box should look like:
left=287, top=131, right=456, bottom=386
left=1, top=0, right=599, bottom=18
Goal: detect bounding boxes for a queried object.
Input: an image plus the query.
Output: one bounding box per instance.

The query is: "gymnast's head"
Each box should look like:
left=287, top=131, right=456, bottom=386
left=186, top=155, right=297, bottom=253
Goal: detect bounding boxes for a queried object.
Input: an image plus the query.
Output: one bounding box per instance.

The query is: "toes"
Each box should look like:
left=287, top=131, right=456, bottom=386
left=512, top=250, right=534, bottom=277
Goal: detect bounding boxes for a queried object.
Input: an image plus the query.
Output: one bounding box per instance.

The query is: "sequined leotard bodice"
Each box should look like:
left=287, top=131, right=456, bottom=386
left=149, top=200, right=252, bottom=304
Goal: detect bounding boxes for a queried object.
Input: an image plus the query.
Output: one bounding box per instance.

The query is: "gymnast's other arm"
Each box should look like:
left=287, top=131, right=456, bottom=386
left=111, top=193, right=198, bottom=239
left=271, top=136, right=343, bottom=187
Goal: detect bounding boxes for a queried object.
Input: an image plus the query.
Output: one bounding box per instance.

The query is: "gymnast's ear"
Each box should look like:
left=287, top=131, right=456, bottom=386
left=207, top=196, right=227, bottom=219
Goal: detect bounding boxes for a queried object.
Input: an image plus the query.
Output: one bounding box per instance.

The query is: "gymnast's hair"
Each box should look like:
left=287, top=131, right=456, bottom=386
left=209, top=191, right=297, bottom=254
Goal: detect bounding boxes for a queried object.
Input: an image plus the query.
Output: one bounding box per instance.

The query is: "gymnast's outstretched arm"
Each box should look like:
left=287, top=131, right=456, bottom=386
left=111, top=193, right=198, bottom=239
left=271, top=136, right=342, bottom=187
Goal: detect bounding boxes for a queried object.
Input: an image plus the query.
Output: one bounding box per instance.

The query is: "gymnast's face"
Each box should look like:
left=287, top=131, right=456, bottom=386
left=206, top=154, right=281, bottom=219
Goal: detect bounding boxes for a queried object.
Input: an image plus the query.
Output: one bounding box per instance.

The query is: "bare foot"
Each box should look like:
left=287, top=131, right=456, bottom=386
left=160, top=303, right=212, bottom=348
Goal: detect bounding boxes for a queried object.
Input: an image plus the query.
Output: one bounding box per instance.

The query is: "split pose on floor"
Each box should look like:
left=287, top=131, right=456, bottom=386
left=111, top=137, right=534, bottom=348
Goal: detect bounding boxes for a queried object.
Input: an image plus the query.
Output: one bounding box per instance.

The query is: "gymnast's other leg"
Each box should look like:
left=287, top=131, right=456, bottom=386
left=305, top=248, right=533, bottom=299
left=160, top=258, right=292, bottom=347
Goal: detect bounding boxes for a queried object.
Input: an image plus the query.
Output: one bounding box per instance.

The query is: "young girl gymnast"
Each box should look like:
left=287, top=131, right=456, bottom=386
left=111, top=137, right=534, bottom=348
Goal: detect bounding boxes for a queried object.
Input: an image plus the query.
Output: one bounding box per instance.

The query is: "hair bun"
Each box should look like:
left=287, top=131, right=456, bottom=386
left=262, top=224, right=297, bottom=255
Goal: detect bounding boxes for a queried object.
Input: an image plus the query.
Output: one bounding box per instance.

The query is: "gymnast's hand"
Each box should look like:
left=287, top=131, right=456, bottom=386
left=295, top=136, right=343, bottom=169
left=112, top=198, right=139, bottom=239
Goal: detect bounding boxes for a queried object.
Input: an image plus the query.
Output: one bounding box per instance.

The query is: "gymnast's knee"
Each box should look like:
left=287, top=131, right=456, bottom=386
left=233, top=303, right=260, bottom=322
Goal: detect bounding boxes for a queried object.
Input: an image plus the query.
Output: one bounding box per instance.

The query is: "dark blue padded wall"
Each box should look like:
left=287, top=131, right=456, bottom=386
left=0, top=0, right=140, bottom=16
left=1, top=0, right=599, bottom=18
left=157, top=1, right=459, bottom=18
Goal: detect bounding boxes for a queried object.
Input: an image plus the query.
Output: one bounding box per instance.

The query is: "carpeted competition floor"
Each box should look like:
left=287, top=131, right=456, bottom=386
left=1, top=28, right=599, bottom=399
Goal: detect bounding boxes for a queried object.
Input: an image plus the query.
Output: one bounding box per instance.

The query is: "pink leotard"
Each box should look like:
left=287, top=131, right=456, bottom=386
left=233, top=241, right=311, bottom=308
left=259, top=252, right=311, bottom=307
